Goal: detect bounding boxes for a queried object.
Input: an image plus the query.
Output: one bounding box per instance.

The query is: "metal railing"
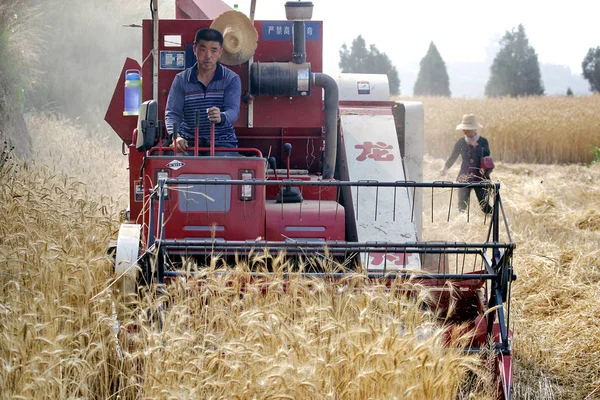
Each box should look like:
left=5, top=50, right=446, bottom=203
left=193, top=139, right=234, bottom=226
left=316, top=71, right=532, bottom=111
left=142, top=178, right=515, bottom=355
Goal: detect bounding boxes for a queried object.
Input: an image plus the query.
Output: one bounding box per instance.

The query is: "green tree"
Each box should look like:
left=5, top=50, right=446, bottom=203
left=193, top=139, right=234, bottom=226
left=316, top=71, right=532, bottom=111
left=485, top=24, right=544, bottom=97
left=582, top=47, right=600, bottom=93
left=566, top=87, right=573, bottom=96
left=339, top=35, right=400, bottom=96
left=413, top=42, right=450, bottom=97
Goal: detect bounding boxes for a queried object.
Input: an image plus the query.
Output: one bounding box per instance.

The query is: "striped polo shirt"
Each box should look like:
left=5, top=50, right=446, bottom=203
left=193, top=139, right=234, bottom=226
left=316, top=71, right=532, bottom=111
left=165, top=62, right=241, bottom=145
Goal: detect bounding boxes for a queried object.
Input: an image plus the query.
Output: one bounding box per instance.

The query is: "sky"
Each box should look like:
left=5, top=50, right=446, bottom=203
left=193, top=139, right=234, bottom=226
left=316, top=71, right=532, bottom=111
left=219, top=0, right=600, bottom=80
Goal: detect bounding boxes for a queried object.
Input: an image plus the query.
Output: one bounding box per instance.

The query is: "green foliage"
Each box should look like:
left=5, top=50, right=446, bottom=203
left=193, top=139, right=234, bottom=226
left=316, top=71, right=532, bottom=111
left=566, top=87, right=574, bottom=96
left=339, top=35, right=401, bottom=96
left=413, top=42, right=450, bottom=97
left=485, top=25, right=544, bottom=97
left=582, top=47, right=600, bottom=93
left=590, top=145, right=600, bottom=165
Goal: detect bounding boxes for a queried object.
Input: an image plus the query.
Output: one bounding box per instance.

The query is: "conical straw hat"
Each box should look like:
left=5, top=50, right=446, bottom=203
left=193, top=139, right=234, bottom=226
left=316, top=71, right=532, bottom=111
left=210, top=10, right=258, bottom=65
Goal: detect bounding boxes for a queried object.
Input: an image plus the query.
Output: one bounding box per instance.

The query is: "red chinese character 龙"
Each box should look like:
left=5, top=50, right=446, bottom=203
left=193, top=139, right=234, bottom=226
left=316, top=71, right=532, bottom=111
left=355, top=141, right=394, bottom=161
left=370, top=252, right=411, bottom=266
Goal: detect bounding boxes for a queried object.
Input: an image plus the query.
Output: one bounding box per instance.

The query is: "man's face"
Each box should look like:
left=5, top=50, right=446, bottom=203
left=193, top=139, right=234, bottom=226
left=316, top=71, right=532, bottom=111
left=194, top=40, right=223, bottom=72
left=463, top=129, right=476, bottom=138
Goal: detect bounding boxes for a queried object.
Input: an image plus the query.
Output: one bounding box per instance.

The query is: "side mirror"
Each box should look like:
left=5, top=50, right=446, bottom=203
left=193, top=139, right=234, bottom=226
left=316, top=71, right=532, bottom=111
left=136, top=100, right=158, bottom=152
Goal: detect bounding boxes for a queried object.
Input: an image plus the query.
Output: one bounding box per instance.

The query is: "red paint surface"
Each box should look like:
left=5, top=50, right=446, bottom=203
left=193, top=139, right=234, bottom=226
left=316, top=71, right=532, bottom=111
left=104, top=58, right=140, bottom=144
left=144, top=157, right=267, bottom=241
left=265, top=200, right=345, bottom=241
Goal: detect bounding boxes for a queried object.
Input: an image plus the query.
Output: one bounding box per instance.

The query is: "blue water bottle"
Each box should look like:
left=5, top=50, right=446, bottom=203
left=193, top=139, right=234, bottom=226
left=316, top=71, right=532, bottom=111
left=123, top=69, right=142, bottom=116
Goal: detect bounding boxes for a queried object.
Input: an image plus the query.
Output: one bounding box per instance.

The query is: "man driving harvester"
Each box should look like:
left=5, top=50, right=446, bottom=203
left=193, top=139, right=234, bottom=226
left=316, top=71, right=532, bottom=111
left=165, top=27, right=242, bottom=155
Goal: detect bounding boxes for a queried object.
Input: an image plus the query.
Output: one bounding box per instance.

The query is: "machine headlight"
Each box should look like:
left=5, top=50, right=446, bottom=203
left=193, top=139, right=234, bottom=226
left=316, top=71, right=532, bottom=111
left=239, top=170, right=254, bottom=201
left=156, top=169, right=169, bottom=199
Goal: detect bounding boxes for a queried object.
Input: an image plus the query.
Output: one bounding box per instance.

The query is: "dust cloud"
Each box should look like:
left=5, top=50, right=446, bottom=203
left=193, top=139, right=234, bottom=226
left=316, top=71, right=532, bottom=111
left=27, top=0, right=175, bottom=145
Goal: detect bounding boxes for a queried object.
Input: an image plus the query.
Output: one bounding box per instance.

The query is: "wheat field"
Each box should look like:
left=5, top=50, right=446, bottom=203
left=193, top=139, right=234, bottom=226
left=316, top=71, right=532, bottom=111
left=1, top=98, right=600, bottom=399
left=3, top=0, right=599, bottom=398
left=411, top=95, right=600, bottom=165
left=0, top=115, right=491, bottom=399
left=419, top=95, right=600, bottom=398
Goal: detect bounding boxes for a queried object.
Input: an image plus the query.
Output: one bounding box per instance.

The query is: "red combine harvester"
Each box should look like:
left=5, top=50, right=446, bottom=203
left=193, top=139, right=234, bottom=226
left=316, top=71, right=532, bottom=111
left=105, top=1, right=515, bottom=398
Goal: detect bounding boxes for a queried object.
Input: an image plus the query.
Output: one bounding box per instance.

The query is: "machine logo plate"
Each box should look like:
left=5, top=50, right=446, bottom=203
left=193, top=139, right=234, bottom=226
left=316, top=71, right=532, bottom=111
left=357, top=81, right=371, bottom=95
left=160, top=51, right=185, bottom=70
left=166, top=160, right=185, bottom=170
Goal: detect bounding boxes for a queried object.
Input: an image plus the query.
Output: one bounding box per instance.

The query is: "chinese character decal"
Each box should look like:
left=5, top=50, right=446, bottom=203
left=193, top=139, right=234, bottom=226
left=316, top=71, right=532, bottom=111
left=370, top=253, right=411, bottom=266
left=263, top=22, right=320, bottom=41
left=355, top=141, right=394, bottom=161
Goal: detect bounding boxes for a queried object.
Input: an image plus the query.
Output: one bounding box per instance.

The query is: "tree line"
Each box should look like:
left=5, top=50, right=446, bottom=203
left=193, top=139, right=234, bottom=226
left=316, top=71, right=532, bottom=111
left=339, top=25, right=600, bottom=97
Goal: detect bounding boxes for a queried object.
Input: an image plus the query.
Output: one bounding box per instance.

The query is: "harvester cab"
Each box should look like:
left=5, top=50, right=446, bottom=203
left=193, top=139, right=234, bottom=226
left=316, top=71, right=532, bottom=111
left=105, top=1, right=516, bottom=398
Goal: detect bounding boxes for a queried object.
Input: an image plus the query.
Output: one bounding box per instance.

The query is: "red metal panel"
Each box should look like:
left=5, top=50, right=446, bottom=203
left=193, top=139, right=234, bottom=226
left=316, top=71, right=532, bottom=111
left=265, top=200, right=345, bottom=241
left=128, top=148, right=144, bottom=224
left=143, top=157, right=266, bottom=241
left=249, top=20, right=323, bottom=129
left=105, top=58, right=141, bottom=144
left=114, top=16, right=331, bottom=226
left=141, top=19, right=324, bottom=132
left=265, top=176, right=338, bottom=201
left=137, top=18, right=326, bottom=172
left=175, top=0, right=232, bottom=20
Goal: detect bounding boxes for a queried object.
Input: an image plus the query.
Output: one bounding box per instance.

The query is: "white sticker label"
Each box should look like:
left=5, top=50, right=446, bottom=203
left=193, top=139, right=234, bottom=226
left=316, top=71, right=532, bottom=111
left=166, top=160, right=185, bottom=170
left=160, top=51, right=185, bottom=70
left=134, top=180, right=143, bottom=202
left=357, top=81, right=370, bottom=95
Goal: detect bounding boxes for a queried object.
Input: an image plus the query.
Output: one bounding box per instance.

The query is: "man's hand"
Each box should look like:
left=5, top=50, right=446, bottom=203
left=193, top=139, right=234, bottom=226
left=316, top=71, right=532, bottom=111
left=207, top=106, right=221, bottom=124
left=171, top=137, right=188, bottom=153
left=440, top=167, right=448, bottom=176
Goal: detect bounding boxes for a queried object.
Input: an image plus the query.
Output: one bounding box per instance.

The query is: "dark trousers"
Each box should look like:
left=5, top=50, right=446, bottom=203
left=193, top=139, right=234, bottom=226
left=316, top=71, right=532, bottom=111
left=458, top=186, right=492, bottom=214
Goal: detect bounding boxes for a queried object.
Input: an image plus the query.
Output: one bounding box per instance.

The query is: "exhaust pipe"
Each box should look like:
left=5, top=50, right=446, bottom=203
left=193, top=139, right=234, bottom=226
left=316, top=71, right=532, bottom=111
left=292, top=21, right=306, bottom=64
left=286, top=1, right=312, bottom=64
left=313, top=72, right=338, bottom=179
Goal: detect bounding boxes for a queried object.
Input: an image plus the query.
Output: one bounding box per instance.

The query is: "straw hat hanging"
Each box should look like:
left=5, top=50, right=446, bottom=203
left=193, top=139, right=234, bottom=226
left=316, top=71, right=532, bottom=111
left=210, top=10, right=258, bottom=65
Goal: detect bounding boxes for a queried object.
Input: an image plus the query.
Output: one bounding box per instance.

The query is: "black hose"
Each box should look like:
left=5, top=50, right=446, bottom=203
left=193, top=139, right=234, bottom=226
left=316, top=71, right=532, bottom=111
left=313, top=73, right=339, bottom=179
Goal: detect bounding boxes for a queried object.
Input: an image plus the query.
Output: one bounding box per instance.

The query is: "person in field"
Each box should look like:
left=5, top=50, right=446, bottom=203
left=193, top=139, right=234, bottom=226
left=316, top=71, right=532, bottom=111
left=440, top=114, right=492, bottom=214
left=165, top=28, right=241, bottom=155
